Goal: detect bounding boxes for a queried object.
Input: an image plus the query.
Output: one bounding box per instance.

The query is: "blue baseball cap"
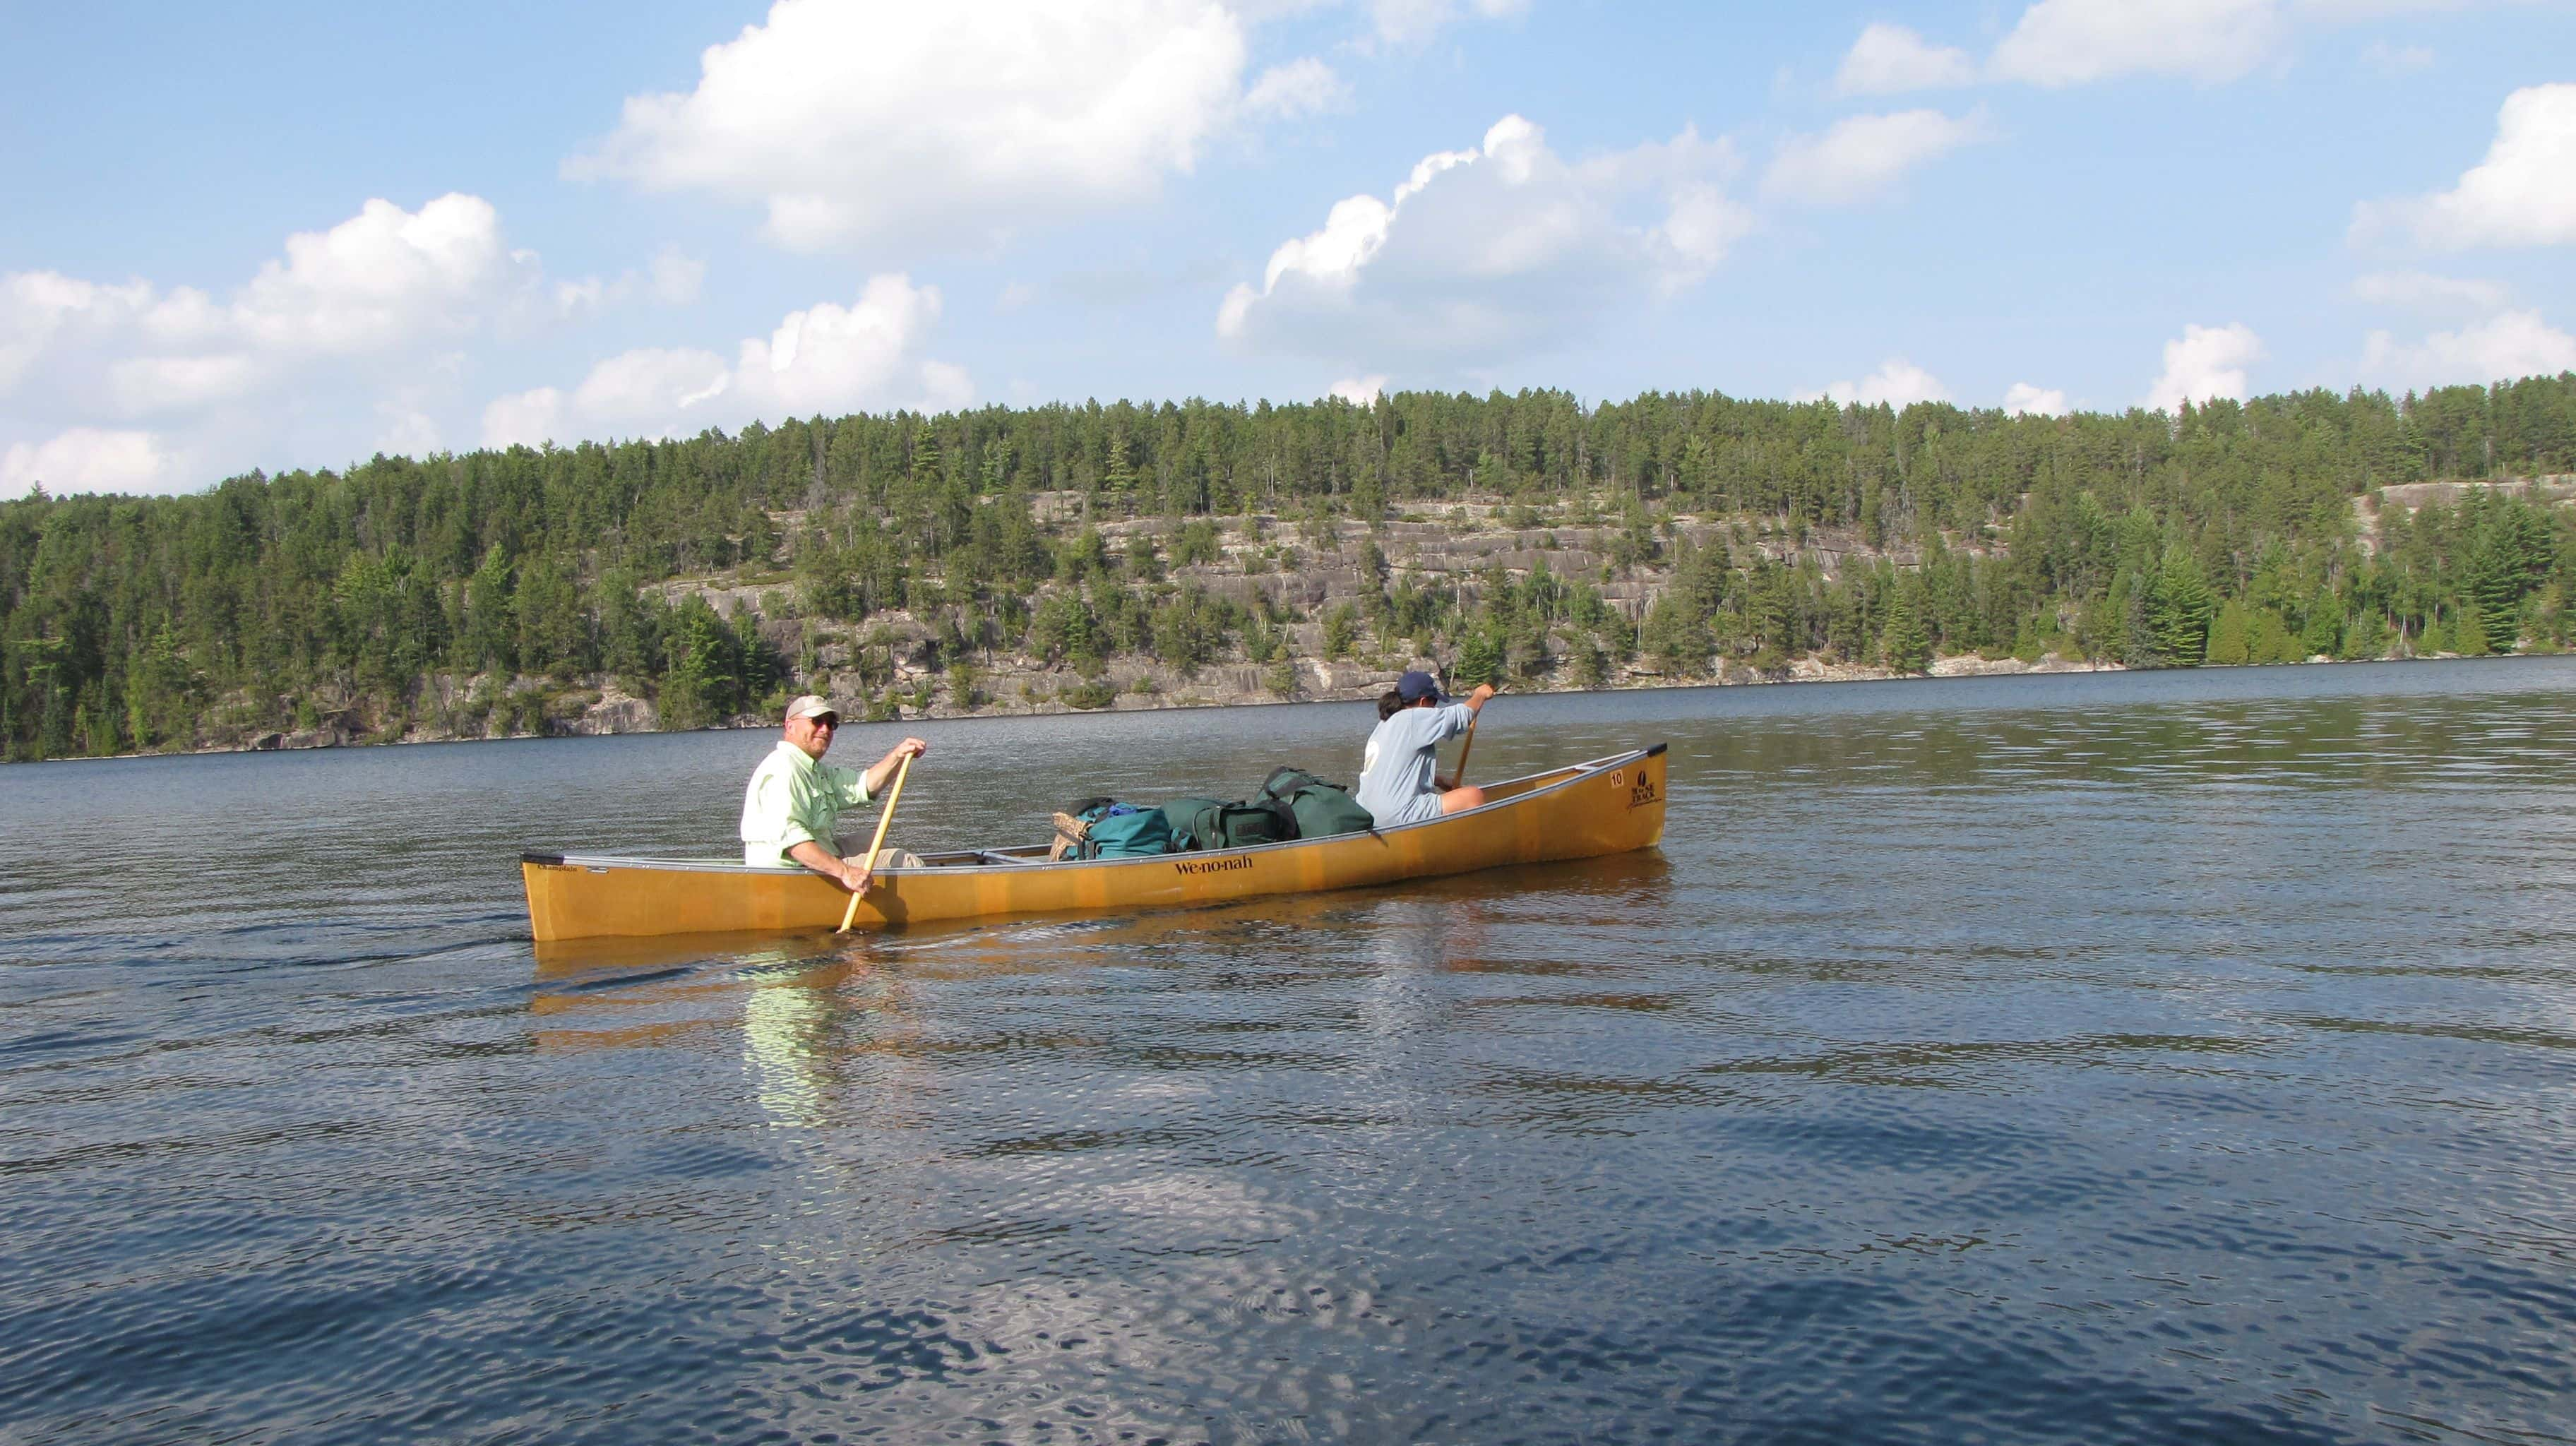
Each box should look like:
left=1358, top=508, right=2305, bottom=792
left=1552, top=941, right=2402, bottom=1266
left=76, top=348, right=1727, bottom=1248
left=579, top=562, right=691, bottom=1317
left=1395, top=670, right=1448, bottom=704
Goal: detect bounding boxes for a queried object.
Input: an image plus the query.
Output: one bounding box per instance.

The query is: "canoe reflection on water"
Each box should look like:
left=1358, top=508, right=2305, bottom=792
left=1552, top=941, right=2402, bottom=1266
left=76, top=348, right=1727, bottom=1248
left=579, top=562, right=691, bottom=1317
left=525, top=848, right=1676, bottom=1060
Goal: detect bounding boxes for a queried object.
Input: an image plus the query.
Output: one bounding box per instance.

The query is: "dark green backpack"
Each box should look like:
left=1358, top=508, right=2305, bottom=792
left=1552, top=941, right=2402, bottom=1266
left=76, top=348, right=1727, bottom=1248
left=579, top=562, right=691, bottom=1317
left=1159, top=797, right=1224, bottom=851
left=1163, top=795, right=1294, bottom=851
left=1260, top=767, right=1377, bottom=839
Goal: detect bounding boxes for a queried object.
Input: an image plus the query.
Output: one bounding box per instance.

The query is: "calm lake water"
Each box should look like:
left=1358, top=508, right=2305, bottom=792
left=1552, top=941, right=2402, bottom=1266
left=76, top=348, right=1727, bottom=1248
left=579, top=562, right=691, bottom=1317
left=6, top=657, right=2576, bottom=1445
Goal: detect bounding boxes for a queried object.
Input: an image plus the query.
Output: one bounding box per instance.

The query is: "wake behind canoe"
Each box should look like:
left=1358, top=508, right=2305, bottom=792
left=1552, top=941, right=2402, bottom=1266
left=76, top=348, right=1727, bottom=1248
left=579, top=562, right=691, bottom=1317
left=521, top=745, right=1666, bottom=943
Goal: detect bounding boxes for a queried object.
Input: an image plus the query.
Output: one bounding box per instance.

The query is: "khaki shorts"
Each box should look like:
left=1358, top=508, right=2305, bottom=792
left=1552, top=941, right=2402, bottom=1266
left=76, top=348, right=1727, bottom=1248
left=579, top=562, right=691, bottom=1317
left=835, top=842, right=923, bottom=870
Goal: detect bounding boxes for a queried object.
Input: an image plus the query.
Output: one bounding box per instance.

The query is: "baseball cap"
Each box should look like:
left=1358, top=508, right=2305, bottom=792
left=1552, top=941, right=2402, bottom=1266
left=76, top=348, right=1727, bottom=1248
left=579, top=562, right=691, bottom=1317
left=784, top=694, right=840, bottom=724
left=1395, top=671, right=1448, bottom=704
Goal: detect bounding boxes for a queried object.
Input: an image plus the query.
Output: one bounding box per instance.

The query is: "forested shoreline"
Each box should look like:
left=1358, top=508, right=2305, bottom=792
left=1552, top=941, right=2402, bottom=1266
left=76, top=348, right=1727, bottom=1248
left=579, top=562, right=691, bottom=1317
left=4, top=376, right=2572, bottom=763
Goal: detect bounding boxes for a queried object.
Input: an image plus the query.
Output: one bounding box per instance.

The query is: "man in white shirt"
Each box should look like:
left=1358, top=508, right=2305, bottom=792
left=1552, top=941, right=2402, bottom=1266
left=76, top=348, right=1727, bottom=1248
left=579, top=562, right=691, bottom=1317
left=739, top=695, right=928, bottom=895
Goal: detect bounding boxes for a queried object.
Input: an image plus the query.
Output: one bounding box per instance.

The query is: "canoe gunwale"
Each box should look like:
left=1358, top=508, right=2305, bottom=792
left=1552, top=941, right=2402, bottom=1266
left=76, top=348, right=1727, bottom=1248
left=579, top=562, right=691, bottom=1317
left=521, top=744, right=1665, bottom=879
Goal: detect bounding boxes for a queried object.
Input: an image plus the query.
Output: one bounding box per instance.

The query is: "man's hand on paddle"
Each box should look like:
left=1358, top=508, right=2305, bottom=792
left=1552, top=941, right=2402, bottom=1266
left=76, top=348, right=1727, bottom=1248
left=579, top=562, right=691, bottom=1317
left=863, top=736, right=929, bottom=796
left=836, top=854, right=878, bottom=895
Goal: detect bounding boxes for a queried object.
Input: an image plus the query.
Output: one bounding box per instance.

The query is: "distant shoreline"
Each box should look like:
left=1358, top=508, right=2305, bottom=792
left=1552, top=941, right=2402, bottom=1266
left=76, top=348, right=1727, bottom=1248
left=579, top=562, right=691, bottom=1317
left=19, top=650, right=2568, bottom=765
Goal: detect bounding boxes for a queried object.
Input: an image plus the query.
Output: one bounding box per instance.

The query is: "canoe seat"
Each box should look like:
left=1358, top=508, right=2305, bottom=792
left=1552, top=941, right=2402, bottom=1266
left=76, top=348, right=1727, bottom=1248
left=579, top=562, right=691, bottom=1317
left=976, top=849, right=1051, bottom=866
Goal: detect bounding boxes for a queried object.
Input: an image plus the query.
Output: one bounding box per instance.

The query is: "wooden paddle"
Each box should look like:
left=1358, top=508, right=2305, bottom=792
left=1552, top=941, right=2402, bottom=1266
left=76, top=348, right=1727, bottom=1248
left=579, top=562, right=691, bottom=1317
left=1450, top=681, right=1491, bottom=784
left=835, top=752, right=913, bottom=933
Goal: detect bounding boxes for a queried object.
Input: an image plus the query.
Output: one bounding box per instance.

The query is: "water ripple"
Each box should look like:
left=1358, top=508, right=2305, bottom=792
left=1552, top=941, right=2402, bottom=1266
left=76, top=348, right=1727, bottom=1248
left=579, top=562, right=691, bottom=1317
left=4, top=658, right=2575, bottom=1443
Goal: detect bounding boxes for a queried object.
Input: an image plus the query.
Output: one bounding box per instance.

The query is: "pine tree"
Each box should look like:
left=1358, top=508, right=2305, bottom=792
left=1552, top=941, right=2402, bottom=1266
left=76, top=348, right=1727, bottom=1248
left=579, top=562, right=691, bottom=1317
left=2147, top=549, right=2216, bottom=665
left=2299, top=588, right=2343, bottom=659
left=1454, top=630, right=1504, bottom=686
left=2205, top=599, right=2253, bottom=666
left=1880, top=587, right=1931, bottom=675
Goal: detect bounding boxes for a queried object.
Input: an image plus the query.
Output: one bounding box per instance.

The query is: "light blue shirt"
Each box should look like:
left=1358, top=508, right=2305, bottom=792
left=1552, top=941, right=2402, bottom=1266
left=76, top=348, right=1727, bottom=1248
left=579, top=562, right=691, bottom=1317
left=1354, top=703, right=1472, bottom=827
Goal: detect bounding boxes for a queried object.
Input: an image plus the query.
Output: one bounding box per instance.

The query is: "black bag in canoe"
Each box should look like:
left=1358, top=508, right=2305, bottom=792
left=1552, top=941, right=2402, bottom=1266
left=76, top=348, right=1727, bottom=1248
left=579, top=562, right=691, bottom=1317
left=1163, top=796, right=1294, bottom=851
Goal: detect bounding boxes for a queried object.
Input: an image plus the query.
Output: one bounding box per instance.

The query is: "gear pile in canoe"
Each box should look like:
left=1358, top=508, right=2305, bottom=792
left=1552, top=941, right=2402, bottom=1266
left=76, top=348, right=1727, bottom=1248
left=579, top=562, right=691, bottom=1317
left=521, top=745, right=1666, bottom=942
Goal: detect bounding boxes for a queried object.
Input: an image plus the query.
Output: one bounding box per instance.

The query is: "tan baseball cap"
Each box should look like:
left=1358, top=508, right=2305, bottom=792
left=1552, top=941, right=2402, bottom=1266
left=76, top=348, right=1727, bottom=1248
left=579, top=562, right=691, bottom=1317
left=784, top=694, right=839, bottom=723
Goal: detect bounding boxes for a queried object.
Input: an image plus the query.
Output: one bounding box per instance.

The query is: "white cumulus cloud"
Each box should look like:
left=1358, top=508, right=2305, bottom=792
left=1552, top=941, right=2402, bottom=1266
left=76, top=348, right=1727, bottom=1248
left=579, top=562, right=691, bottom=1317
left=1763, top=107, right=1993, bottom=207
left=483, top=275, right=970, bottom=449
left=2354, top=83, right=2576, bottom=250
left=1330, top=374, right=1389, bottom=404
left=228, top=195, right=518, bottom=353
left=0, top=195, right=646, bottom=494
left=1990, top=0, right=2289, bottom=86
left=2004, top=383, right=2070, bottom=417
left=2147, top=322, right=2263, bottom=411
left=2361, top=311, right=2576, bottom=389
left=1, top=428, right=180, bottom=498
left=1835, top=23, right=1978, bottom=96
left=1799, top=358, right=1952, bottom=409
left=1, top=195, right=521, bottom=424
left=572, top=0, right=1303, bottom=253
left=1217, top=114, right=1748, bottom=369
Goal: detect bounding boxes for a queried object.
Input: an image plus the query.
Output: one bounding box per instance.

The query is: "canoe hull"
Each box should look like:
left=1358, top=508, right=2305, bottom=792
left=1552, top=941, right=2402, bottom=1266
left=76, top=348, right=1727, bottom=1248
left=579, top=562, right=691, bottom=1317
left=521, top=745, right=1666, bottom=942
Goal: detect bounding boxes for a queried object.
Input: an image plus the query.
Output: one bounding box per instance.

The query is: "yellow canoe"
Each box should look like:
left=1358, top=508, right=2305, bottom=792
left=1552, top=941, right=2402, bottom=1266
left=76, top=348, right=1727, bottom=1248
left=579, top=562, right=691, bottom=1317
left=520, top=745, right=1667, bottom=943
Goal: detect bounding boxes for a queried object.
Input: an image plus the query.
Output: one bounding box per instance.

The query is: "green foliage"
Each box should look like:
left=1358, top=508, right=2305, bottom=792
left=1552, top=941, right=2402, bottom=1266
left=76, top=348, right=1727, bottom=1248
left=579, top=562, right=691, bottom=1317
left=1147, top=585, right=1236, bottom=676
left=1880, top=586, right=1932, bottom=675
left=1171, top=519, right=1222, bottom=568
left=4, top=376, right=2573, bottom=760
left=2248, top=608, right=2302, bottom=664
left=1568, top=633, right=1609, bottom=688
left=2451, top=601, right=2492, bottom=656
left=1263, top=654, right=1301, bottom=698
left=2300, top=589, right=2344, bottom=660
left=2416, top=613, right=2449, bottom=655
left=1642, top=590, right=1711, bottom=676
left=2206, top=600, right=2253, bottom=667
left=658, top=597, right=741, bottom=729
left=2146, top=549, right=2216, bottom=666
left=1453, top=631, right=1503, bottom=687
left=1322, top=602, right=1359, bottom=660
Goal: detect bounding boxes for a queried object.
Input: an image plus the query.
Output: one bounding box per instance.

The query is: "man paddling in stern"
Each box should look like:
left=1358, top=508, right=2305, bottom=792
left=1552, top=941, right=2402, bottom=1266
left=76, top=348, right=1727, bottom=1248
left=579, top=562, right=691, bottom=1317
left=740, top=694, right=927, bottom=895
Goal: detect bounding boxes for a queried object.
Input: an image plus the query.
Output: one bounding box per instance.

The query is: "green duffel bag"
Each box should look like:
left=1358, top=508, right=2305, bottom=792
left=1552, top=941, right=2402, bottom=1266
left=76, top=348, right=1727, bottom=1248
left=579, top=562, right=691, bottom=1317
left=1171, top=796, right=1296, bottom=850
left=1159, top=797, right=1226, bottom=851
left=1260, top=766, right=1378, bottom=838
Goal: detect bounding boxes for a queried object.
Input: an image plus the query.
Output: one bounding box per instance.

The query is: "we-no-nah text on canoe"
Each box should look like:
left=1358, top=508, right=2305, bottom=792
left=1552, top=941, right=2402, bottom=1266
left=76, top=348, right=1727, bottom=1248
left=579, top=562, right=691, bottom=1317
left=1172, top=855, right=1257, bottom=876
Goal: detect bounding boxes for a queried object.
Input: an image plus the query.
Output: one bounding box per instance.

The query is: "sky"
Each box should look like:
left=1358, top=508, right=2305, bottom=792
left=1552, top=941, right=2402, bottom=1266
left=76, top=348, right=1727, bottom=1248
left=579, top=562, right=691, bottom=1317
left=3, top=0, right=2572, bottom=499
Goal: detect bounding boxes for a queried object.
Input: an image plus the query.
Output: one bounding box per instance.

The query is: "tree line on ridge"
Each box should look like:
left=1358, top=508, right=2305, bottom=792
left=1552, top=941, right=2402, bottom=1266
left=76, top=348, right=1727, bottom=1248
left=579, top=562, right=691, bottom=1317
left=2, top=374, right=2572, bottom=761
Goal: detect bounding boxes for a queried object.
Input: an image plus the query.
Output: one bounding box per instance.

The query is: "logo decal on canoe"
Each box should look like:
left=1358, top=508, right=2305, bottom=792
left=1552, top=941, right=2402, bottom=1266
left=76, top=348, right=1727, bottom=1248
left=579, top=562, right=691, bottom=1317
left=1628, top=774, right=1659, bottom=809
left=1174, top=855, right=1255, bottom=877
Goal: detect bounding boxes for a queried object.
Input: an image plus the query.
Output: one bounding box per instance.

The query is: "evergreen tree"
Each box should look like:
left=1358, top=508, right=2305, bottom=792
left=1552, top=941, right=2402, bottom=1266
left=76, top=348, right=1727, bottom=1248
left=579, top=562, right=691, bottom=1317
left=660, top=597, right=740, bottom=727
left=2206, top=599, right=2253, bottom=666
left=1453, top=630, right=1504, bottom=687
left=2147, top=549, right=2217, bottom=666
left=1880, top=587, right=1932, bottom=674
left=2299, top=588, right=2344, bottom=659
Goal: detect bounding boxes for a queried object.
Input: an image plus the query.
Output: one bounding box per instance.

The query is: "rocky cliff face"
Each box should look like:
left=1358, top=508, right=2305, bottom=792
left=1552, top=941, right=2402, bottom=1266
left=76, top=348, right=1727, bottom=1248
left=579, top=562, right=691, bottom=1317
left=183, top=503, right=2041, bottom=754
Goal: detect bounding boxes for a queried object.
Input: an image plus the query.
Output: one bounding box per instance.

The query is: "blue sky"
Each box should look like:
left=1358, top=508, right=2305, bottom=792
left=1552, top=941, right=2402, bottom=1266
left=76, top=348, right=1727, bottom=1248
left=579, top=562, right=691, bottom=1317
left=4, top=0, right=2572, bottom=497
